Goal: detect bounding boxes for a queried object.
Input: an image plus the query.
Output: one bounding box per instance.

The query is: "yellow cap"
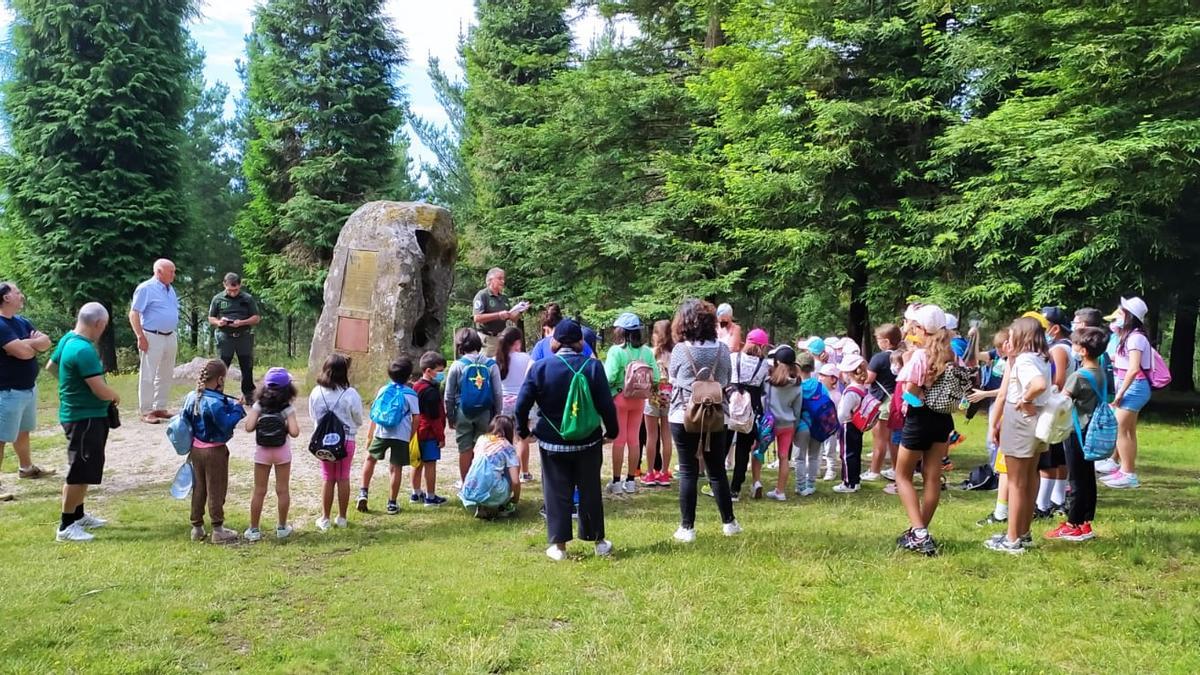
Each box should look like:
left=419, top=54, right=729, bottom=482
left=1021, top=311, right=1050, bottom=330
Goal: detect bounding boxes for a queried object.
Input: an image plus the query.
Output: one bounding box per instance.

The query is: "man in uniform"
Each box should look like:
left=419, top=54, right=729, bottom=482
left=208, top=273, right=261, bottom=403
left=472, top=267, right=528, bottom=357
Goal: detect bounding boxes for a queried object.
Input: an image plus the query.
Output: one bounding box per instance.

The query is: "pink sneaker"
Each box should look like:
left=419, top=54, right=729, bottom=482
left=1101, top=470, right=1126, bottom=484
left=640, top=471, right=661, bottom=487
left=657, top=471, right=673, bottom=487
left=883, top=483, right=899, bottom=495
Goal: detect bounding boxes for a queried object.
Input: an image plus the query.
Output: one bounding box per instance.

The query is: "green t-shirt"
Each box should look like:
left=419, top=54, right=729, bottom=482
left=472, top=288, right=510, bottom=336
left=209, top=290, right=260, bottom=325
left=53, top=332, right=109, bottom=423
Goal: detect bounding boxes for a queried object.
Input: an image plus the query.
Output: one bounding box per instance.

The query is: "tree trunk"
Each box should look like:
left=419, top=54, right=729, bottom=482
left=1169, top=292, right=1197, bottom=392
left=99, top=301, right=117, bottom=372
left=287, top=315, right=294, bottom=358
left=189, top=307, right=200, bottom=350
left=847, top=261, right=869, bottom=352
left=705, top=1, right=726, bottom=50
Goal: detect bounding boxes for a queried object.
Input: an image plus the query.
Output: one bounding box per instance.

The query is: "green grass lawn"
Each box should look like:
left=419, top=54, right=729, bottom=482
left=2, top=414, right=1200, bottom=673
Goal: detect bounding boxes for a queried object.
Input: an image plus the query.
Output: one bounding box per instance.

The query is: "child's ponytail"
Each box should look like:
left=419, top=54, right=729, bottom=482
left=194, top=359, right=228, bottom=414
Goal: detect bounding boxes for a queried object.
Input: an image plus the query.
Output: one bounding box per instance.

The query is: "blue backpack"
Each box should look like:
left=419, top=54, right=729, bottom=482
left=458, top=356, right=496, bottom=415
left=803, top=384, right=840, bottom=443
left=1073, top=369, right=1118, bottom=462
left=370, top=382, right=413, bottom=428
left=166, top=413, right=193, bottom=455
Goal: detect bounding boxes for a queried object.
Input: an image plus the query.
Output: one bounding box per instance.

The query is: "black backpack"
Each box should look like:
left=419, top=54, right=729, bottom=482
left=309, top=391, right=348, bottom=462
left=255, top=410, right=289, bottom=448
left=959, top=463, right=998, bottom=491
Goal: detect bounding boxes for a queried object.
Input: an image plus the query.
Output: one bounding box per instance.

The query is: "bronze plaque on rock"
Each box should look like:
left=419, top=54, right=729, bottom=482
left=340, top=249, right=379, bottom=311
left=335, top=316, right=370, bottom=353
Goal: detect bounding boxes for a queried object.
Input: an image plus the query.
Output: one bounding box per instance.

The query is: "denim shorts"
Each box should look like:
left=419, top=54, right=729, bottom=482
left=1119, top=377, right=1151, bottom=412
left=0, top=387, right=37, bottom=443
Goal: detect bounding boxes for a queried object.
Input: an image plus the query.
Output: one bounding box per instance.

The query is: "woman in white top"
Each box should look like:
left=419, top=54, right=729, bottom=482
left=308, top=354, right=364, bottom=531
left=987, top=316, right=1050, bottom=554
left=496, top=327, right=534, bottom=481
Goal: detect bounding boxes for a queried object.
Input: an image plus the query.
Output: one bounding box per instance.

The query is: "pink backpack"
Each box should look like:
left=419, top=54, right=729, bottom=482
left=1146, top=347, right=1172, bottom=390
left=845, top=385, right=882, bottom=432
left=622, top=348, right=655, bottom=399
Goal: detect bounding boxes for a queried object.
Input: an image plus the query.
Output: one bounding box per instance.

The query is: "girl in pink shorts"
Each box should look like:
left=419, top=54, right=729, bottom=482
left=243, top=367, right=300, bottom=542
left=309, top=354, right=364, bottom=531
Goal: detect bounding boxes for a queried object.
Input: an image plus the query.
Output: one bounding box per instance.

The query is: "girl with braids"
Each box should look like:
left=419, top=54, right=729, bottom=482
left=181, top=359, right=246, bottom=543
left=893, top=305, right=956, bottom=556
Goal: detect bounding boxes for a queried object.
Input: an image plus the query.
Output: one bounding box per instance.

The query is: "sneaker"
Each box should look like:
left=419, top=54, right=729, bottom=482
left=722, top=521, right=742, bottom=537
left=988, top=531, right=1034, bottom=547
left=546, top=545, right=567, bottom=562
left=833, top=483, right=860, bottom=494
left=1033, top=507, right=1054, bottom=520
left=276, top=525, right=293, bottom=540
left=623, top=479, right=638, bottom=494
left=243, top=527, right=263, bottom=542
left=386, top=500, right=400, bottom=515
left=190, top=525, right=207, bottom=541
left=752, top=481, right=764, bottom=500
left=799, top=479, right=816, bottom=497
left=0, top=490, right=12, bottom=502
left=607, top=481, right=624, bottom=496
left=211, top=526, right=239, bottom=544
left=1044, top=522, right=1083, bottom=541
left=409, top=492, right=424, bottom=504
left=1094, top=458, right=1119, bottom=474
left=764, top=489, right=787, bottom=501
left=1105, top=472, right=1140, bottom=489
left=984, top=536, right=1025, bottom=555
left=357, top=489, right=369, bottom=512
left=881, top=468, right=896, bottom=481
left=56, top=522, right=93, bottom=542
left=521, top=472, right=534, bottom=483
left=657, top=471, right=673, bottom=487
left=1050, top=502, right=1067, bottom=517
left=883, top=483, right=899, bottom=495
left=334, top=517, right=348, bottom=528
left=315, top=517, right=331, bottom=532
left=673, top=527, right=696, bottom=543
left=860, top=471, right=881, bottom=482
left=898, top=529, right=936, bottom=556
left=822, top=470, right=836, bottom=481
left=701, top=484, right=715, bottom=498
left=424, top=495, right=448, bottom=507
left=77, top=513, right=107, bottom=529
left=595, top=539, right=614, bottom=556
left=18, top=465, right=56, bottom=479
left=977, top=512, right=1008, bottom=527
left=1064, top=522, right=1095, bottom=542
left=730, top=491, right=740, bottom=503
left=766, top=460, right=779, bottom=470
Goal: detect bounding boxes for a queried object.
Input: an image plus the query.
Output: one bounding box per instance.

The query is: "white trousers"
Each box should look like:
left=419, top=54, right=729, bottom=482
left=139, top=332, right=177, bottom=413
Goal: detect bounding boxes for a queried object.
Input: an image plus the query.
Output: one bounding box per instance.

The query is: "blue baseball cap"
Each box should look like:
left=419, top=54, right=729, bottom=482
left=613, top=312, right=642, bottom=331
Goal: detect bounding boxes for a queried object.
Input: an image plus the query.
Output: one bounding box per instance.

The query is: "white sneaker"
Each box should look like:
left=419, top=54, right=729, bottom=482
left=1094, top=458, right=1119, bottom=474
left=766, top=460, right=779, bottom=470
left=56, top=522, right=93, bottom=542
left=723, top=521, right=742, bottom=537
left=822, top=470, right=836, bottom=481
left=77, top=513, right=107, bottom=529
left=860, top=471, right=881, bottom=482
left=334, top=517, right=348, bottom=528
left=881, top=468, right=896, bottom=481
left=595, top=539, right=613, bottom=556
left=833, top=483, right=860, bottom=494
left=546, top=545, right=567, bottom=562
left=315, top=517, right=331, bottom=532
left=673, top=527, right=696, bottom=543
left=243, top=527, right=263, bottom=542
left=751, top=481, right=764, bottom=499
left=623, top=479, right=638, bottom=494
left=608, top=481, right=624, bottom=495
left=765, top=489, right=787, bottom=501
left=276, top=525, right=293, bottom=540
left=800, top=483, right=816, bottom=497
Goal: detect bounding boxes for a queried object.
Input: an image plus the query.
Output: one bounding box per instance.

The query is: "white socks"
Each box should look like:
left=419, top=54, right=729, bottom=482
left=1051, top=478, right=1067, bottom=506
left=1036, top=477, right=1054, bottom=511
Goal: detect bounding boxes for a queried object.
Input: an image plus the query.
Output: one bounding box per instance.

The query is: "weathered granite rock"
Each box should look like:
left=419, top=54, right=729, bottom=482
left=307, top=202, right=457, bottom=396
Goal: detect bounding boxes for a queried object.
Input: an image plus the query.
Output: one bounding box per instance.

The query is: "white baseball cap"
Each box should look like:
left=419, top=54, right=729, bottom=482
left=838, top=354, right=866, bottom=372
left=914, top=304, right=947, bottom=333
left=818, top=363, right=839, bottom=378
left=1119, top=296, right=1148, bottom=323
left=945, top=313, right=959, bottom=331
left=717, top=303, right=733, bottom=318
left=841, top=340, right=861, bottom=355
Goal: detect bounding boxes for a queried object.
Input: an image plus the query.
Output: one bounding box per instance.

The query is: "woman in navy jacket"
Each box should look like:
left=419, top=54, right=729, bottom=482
left=516, top=319, right=619, bottom=561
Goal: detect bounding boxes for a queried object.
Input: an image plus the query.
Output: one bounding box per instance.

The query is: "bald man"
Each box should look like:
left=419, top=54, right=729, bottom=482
left=129, top=259, right=180, bottom=424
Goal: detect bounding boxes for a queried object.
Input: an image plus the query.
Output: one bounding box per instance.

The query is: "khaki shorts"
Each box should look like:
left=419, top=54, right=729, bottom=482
left=481, top=333, right=499, bottom=358
left=998, top=401, right=1047, bottom=459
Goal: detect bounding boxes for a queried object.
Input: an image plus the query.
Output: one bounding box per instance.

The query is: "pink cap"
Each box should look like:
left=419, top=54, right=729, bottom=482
left=746, top=328, right=769, bottom=346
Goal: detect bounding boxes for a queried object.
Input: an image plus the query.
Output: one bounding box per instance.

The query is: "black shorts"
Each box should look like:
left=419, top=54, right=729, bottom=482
left=63, top=417, right=109, bottom=485
left=900, top=406, right=955, bottom=452
left=1038, top=441, right=1067, bottom=470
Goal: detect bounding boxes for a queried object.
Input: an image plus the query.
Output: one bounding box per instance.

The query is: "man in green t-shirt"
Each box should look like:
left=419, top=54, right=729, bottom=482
left=208, top=273, right=261, bottom=403
left=472, top=268, right=529, bottom=357
left=46, top=302, right=120, bottom=543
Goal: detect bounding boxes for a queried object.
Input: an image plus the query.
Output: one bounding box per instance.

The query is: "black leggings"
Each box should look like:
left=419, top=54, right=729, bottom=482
left=729, top=430, right=758, bottom=494
left=672, top=424, right=735, bottom=528
left=1064, top=428, right=1097, bottom=524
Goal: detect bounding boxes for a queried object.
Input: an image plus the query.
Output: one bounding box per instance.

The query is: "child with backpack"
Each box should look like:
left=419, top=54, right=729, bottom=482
left=359, top=358, right=423, bottom=515
left=182, top=359, right=246, bottom=544
left=413, top=351, right=448, bottom=508
left=1045, top=326, right=1111, bottom=542
left=309, top=353, right=364, bottom=532
left=834, top=355, right=877, bottom=493
left=723, top=329, right=770, bottom=501
left=763, top=346, right=803, bottom=501
left=791, top=351, right=836, bottom=497
left=460, top=415, right=522, bottom=518
left=604, top=313, right=659, bottom=495
left=641, top=319, right=675, bottom=487
left=817, top=363, right=842, bottom=481
left=243, top=367, right=299, bottom=541
left=444, top=328, right=504, bottom=484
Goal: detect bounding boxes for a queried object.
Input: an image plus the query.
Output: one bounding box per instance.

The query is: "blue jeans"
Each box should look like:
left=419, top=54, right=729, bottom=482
left=0, top=387, right=37, bottom=443
left=1118, top=378, right=1151, bottom=412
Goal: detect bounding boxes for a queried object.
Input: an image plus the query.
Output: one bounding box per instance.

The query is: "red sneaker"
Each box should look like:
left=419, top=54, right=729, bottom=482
left=657, top=471, right=673, bottom=486
left=1045, top=522, right=1085, bottom=541
left=1063, top=522, right=1095, bottom=542
left=640, top=471, right=660, bottom=487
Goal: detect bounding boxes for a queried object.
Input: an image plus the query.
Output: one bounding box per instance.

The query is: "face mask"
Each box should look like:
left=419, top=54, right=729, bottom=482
left=905, top=333, right=924, bottom=345
left=890, top=363, right=900, bottom=376
left=1112, top=317, right=1125, bottom=329
left=434, top=371, right=445, bottom=385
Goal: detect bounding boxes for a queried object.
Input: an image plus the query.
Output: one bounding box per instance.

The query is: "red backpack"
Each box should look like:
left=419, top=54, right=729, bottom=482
left=845, top=384, right=882, bottom=432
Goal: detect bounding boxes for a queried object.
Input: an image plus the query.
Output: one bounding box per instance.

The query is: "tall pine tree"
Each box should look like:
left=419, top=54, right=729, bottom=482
left=2, top=0, right=194, bottom=367
left=238, top=0, right=406, bottom=316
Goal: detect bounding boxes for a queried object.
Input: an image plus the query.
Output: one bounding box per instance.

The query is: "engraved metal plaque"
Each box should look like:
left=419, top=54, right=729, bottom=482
left=340, top=249, right=379, bottom=311
left=335, top=316, right=370, bottom=353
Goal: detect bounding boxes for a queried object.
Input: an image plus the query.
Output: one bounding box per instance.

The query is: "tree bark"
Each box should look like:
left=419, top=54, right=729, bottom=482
left=1169, top=292, right=1197, bottom=392
left=847, top=261, right=869, bottom=351
left=99, top=301, right=117, bottom=372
